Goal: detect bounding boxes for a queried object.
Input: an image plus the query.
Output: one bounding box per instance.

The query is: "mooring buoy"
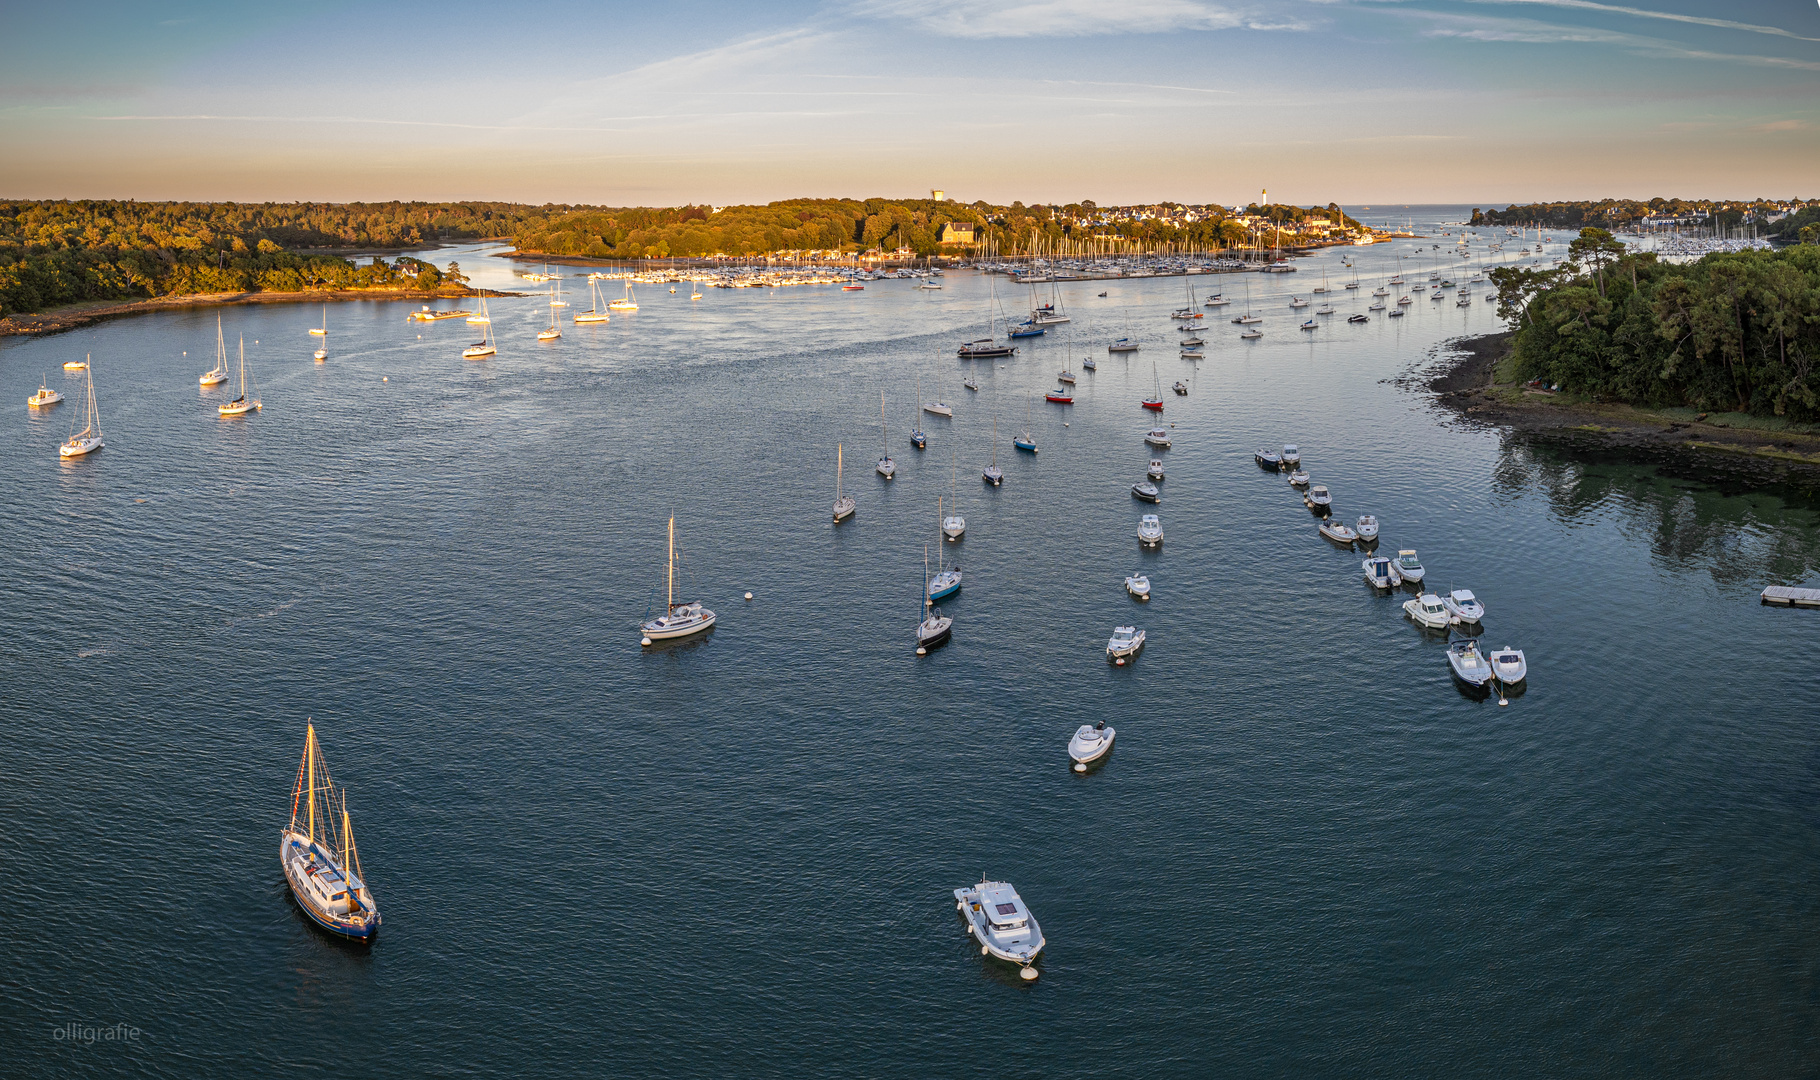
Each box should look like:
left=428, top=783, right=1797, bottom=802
left=1020, top=967, right=1039, bottom=981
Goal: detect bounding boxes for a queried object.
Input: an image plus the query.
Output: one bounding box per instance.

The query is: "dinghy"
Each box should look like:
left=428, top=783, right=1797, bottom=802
left=1069, top=721, right=1116, bottom=770
left=1447, top=638, right=1494, bottom=687
left=1402, top=592, right=1452, bottom=629
left=954, top=879, right=1044, bottom=977
left=1172, top=381, right=1188, bottom=395
left=1442, top=589, right=1484, bottom=623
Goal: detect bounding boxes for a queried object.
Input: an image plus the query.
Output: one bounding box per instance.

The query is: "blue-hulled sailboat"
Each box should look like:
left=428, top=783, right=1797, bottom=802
left=281, top=722, right=380, bottom=943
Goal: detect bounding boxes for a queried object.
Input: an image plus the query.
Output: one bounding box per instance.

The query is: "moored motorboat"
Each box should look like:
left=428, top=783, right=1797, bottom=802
left=1402, top=592, right=1452, bottom=629
left=1069, top=721, right=1116, bottom=770
left=1490, top=647, right=1528, bottom=684
left=1147, top=459, right=1164, bottom=481
left=1441, top=589, right=1485, bottom=623
left=1125, top=572, right=1150, bottom=599
left=1356, top=514, right=1380, bottom=543
left=1172, top=381, right=1188, bottom=395
left=27, top=377, right=63, bottom=407
left=1281, top=444, right=1301, bottom=466
left=1348, top=314, right=1369, bottom=324
left=1137, top=514, right=1163, bottom=546
left=1107, top=624, right=1146, bottom=660
left=1132, top=480, right=1159, bottom=503
left=1255, top=448, right=1281, bottom=469
left=281, top=723, right=380, bottom=943
left=1287, top=469, right=1310, bottom=487
left=954, top=879, right=1044, bottom=976
left=1319, top=518, right=1358, bottom=544
left=1392, top=549, right=1425, bottom=584
left=1304, top=485, right=1332, bottom=511
left=1363, top=556, right=1395, bottom=589
left=1447, top=637, right=1494, bottom=687
left=1144, top=428, right=1171, bottom=448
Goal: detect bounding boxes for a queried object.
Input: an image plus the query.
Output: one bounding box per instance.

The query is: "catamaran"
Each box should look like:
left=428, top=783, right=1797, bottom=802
left=218, top=335, right=262, bottom=416
left=201, top=315, right=230, bottom=385
left=281, top=722, right=380, bottom=942
left=462, top=298, right=497, bottom=358
left=59, top=359, right=103, bottom=457
left=833, top=444, right=856, bottom=522
left=640, top=515, right=716, bottom=644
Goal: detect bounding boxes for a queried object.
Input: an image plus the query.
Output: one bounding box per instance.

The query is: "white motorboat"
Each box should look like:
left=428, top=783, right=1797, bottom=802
left=63, top=358, right=87, bottom=370
left=1172, top=380, right=1188, bottom=395
left=1255, top=448, right=1281, bottom=468
left=1319, top=518, right=1358, bottom=544
left=27, top=377, right=63, bottom=407
left=1290, top=296, right=1309, bottom=308
left=1403, top=592, right=1453, bottom=629
left=1447, top=638, right=1494, bottom=687
left=1490, top=647, right=1528, bottom=684
left=1132, top=481, right=1159, bottom=503
left=1147, top=459, right=1164, bottom=481
left=1125, top=572, right=1150, bottom=599
left=1144, top=428, right=1171, bottom=448
left=954, top=879, right=1044, bottom=976
left=59, top=360, right=104, bottom=458
left=1363, top=556, right=1395, bottom=589
left=1392, top=549, right=1425, bottom=584
left=923, top=401, right=954, bottom=417
left=1281, top=444, right=1301, bottom=466
left=1107, top=624, right=1146, bottom=659
left=1069, top=721, right=1116, bottom=769
left=640, top=516, right=716, bottom=644
left=1137, top=514, right=1163, bottom=546
left=832, top=444, right=855, bottom=522
left=1356, top=514, right=1379, bottom=542
left=1442, top=589, right=1485, bottom=623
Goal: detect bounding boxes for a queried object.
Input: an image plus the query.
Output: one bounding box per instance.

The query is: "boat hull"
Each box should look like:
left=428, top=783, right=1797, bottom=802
left=642, top=609, right=716, bottom=641
left=280, top=831, right=379, bottom=944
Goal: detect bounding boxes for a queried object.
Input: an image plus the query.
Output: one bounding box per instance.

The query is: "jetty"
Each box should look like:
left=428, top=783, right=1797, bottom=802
left=1760, top=586, right=1820, bottom=607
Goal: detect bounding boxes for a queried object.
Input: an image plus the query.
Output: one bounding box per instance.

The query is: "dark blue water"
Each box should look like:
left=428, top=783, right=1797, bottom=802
left=5, top=218, right=1819, bottom=1077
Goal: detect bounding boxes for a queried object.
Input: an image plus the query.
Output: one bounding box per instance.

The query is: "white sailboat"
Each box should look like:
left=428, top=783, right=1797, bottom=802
left=609, top=282, right=638, bottom=311
left=876, top=393, right=896, bottom=479
left=833, top=443, right=855, bottom=522
left=928, top=499, right=962, bottom=601
left=218, top=335, right=262, bottom=416
left=309, top=304, right=328, bottom=336
left=200, top=314, right=230, bottom=385
left=640, top=515, right=716, bottom=644
left=311, top=304, right=328, bottom=361
left=942, top=452, right=965, bottom=539
left=538, top=281, right=562, bottom=340
left=575, top=277, right=611, bottom=323
left=59, top=358, right=103, bottom=457
left=462, top=298, right=497, bottom=358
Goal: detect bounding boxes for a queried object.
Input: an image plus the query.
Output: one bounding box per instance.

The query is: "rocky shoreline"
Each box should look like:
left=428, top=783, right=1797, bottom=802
left=1428, top=331, right=1820, bottom=495
left=0, top=287, right=524, bottom=340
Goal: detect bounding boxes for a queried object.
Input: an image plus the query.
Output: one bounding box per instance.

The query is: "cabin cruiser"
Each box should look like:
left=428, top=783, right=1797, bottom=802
left=1281, top=445, right=1301, bottom=466
left=928, top=567, right=962, bottom=602
left=1108, top=337, right=1139, bottom=353
left=27, top=380, right=63, bottom=407
left=1319, top=518, right=1358, bottom=544
left=1441, top=589, right=1484, bottom=623
left=1125, top=572, right=1150, bottom=599
left=1287, top=469, right=1310, bottom=487
left=1402, top=592, right=1452, bottom=629
left=1132, top=481, right=1159, bottom=503
left=1137, top=514, right=1163, bottom=546
left=1363, top=556, right=1395, bottom=589
left=1069, top=721, right=1116, bottom=770
left=1172, top=381, right=1188, bottom=395
left=1144, top=429, right=1171, bottom=448
left=643, top=600, right=716, bottom=641
left=954, top=879, right=1044, bottom=977
left=1147, top=459, right=1164, bottom=481
left=942, top=511, right=966, bottom=540
left=1255, top=448, right=1281, bottom=469
left=917, top=608, right=952, bottom=651
left=923, top=401, right=953, bottom=417
left=1106, top=624, right=1146, bottom=659
left=1304, top=485, right=1332, bottom=511
left=877, top=455, right=896, bottom=479
left=1355, top=514, right=1379, bottom=542
left=1490, top=647, right=1528, bottom=684
left=1391, top=549, right=1424, bottom=584
left=1447, top=638, right=1494, bottom=687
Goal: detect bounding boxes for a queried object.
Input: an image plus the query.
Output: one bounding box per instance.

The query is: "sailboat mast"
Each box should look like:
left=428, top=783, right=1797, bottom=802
left=305, top=723, right=317, bottom=844
left=836, top=443, right=844, bottom=499
left=666, top=514, right=675, bottom=610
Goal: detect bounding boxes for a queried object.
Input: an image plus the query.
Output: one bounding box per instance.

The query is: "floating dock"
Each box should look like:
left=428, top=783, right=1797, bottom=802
left=1760, top=586, right=1820, bottom=607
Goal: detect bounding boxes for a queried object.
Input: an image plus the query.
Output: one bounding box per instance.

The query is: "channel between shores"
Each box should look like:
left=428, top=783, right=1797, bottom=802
left=0, top=288, right=525, bottom=340
left=1431, top=330, right=1820, bottom=494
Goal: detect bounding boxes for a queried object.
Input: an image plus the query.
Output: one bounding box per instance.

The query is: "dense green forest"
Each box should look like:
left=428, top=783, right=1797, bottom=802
left=0, top=199, right=546, bottom=316
left=1473, top=197, right=1811, bottom=231
left=1492, top=229, right=1820, bottom=420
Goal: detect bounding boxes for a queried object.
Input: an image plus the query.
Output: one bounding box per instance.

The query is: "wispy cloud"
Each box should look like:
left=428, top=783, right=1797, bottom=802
left=1408, top=11, right=1820, bottom=71
left=849, top=0, right=1304, bottom=37
left=1460, top=0, right=1820, bottom=43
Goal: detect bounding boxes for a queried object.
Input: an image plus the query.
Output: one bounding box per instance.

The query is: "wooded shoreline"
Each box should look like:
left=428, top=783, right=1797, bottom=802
left=0, top=287, right=522, bottom=339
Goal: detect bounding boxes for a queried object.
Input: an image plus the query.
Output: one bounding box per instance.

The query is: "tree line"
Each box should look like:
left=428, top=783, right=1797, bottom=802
left=1472, top=197, right=1809, bottom=232
left=1491, top=229, right=1820, bottom=420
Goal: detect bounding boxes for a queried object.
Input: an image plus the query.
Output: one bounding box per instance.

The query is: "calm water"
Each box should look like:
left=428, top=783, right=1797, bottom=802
left=5, top=211, right=1819, bottom=1078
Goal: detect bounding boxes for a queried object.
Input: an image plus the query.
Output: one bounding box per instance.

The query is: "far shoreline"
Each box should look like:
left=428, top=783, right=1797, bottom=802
left=0, top=287, right=526, bottom=341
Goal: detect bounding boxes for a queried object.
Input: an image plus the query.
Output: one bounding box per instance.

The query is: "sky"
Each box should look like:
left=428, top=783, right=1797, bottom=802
left=1, top=0, right=1815, bottom=206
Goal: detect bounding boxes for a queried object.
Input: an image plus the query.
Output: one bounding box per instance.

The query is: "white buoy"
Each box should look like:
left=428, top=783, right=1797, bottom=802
left=916, top=647, right=926, bottom=656
left=1019, top=967, right=1039, bottom=982
left=744, top=592, right=753, bottom=601
left=1073, top=762, right=1086, bottom=773
left=382, top=377, right=388, bottom=382
left=641, top=636, right=653, bottom=647
left=981, top=945, right=989, bottom=956
left=1116, top=657, right=1125, bottom=666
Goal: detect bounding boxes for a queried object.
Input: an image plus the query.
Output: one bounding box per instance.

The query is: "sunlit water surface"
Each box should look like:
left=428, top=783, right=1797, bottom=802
left=4, top=210, right=1817, bottom=1077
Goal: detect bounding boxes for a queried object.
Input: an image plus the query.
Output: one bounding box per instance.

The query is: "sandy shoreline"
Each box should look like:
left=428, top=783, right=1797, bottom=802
left=1429, top=330, right=1820, bottom=494
left=0, top=288, right=525, bottom=340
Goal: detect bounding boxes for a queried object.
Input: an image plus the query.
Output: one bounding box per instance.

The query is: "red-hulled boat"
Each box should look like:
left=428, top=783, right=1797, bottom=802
left=1045, top=389, right=1074, bottom=404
